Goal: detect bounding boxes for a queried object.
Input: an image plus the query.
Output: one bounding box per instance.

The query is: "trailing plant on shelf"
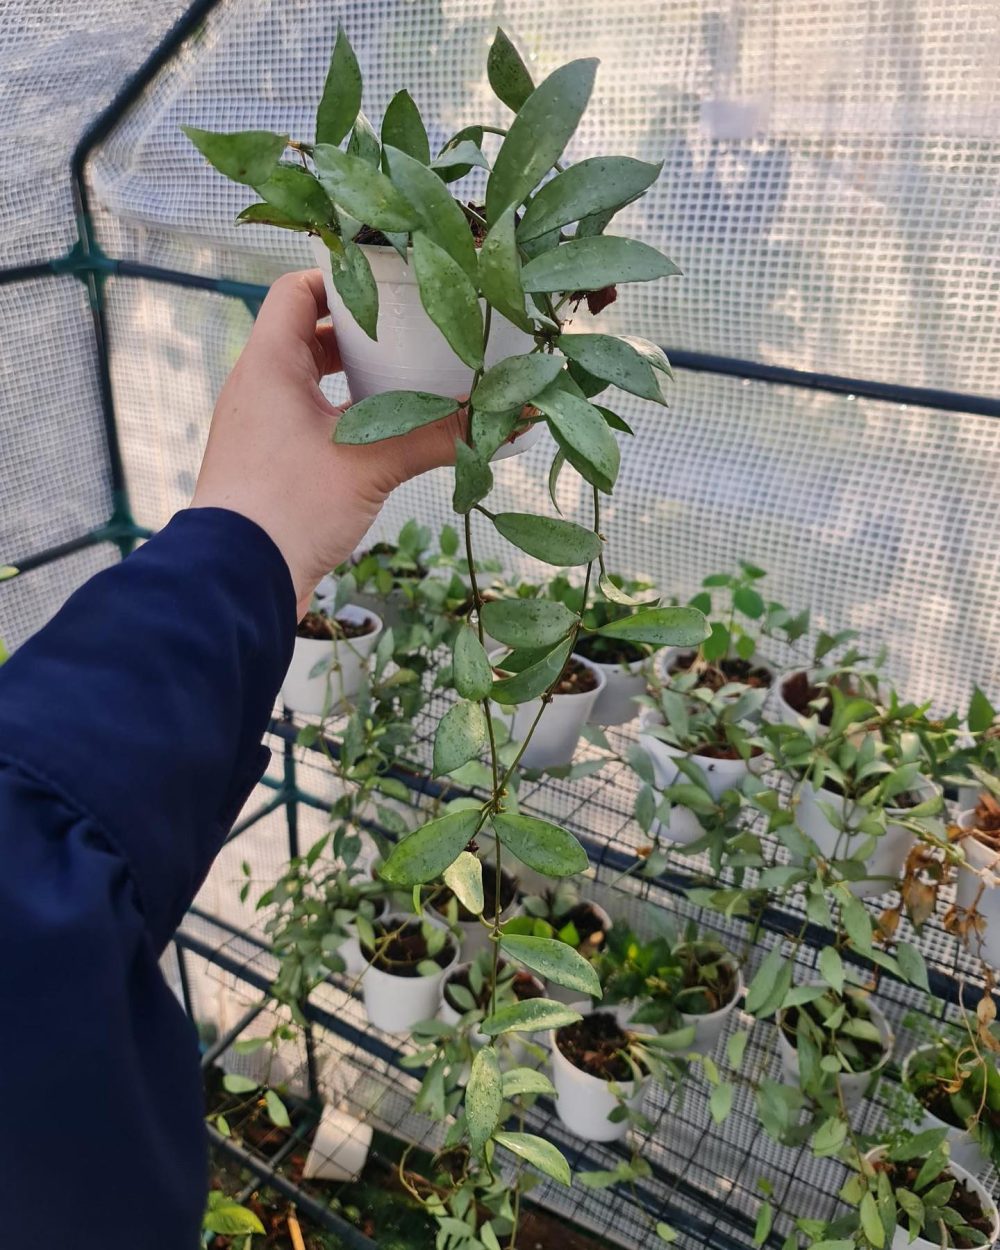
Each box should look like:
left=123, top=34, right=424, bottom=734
left=187, top=24, right=709, bottom=1242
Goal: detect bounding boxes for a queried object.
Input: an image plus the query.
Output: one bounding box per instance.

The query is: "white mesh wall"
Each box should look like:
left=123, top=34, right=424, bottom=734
left=3, top=0, right=1000, bottom=705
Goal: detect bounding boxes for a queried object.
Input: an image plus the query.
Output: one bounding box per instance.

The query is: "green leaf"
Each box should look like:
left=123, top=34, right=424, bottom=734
left=256, top=165, right=333, bottom=227
left=324, top=235, right=379, bottom=340
left=487, top=28, right=535, bottom=113
left=499, top=934, right=601, bottom=995
left=557, top=333, right=666, bottom=405
left=969, top=685, right=997, bottom=734
left=430, top=139, right=490, bottom=177
left=710, top=1082, right=734, bottom=1123
left=818, top=946, right=845, bottom=994
left=314, top=144, right=419, bottom=232
left=548, top=449, right=567, bottom=513
left=596, top=606, right=708, bottom=648
left=518, top=156, right=661, bottom=242
left=491, top=637, right=574, bottom=704
left=480, top=598, right=578, bottom=649
left=744, top=947, right=787, bottom=1017
left=860, top=1192, right=885, bottom=1248
left=479, top=999, right=581, bottom=1036
left=493, top=1131, right=572, bottom=1185
left=502, top=1067, right=555, bottom=1098
left=618, top=334, right=673, bottom=378
left=413, top=233, right=484, bottom=368
left=532, top=383, right=620, bottom=494
left=265, top=1089, right=291, bottom=1128
left=383, top=146, right=477, bottom=280
left=316, top=27, right=363, bottom=146
left=492, top=512, right=602, bottom=566
left=521, top=235, right=681, bottom=293
left=471, top=407, right=520, bottom=460
left=334, top=390, right=457, bottom=444
left=486, top=58, right=598, bottom=221
left=454, top=626, right=494, bottom=701
left=182, top=126, right=287, bottom=186
left=467, top=1047, right=503, bottom=1155
left=347, top=110, right=380, bottom=166
left=897, top=941, right=930, bottom=991
left=472, top=353, right=564, bottom=412
left=656, top=1223, right=679, bottom=1244
left=727, top=1030, right=750, bottom=1070
left=753, top=1202, right=773, bottom=1247
left=734, top=586, right=765, bottom=619
left=599, top=575, right=658, bottom=607
left=453, top=441, right=494, bottom=514
left=379, top=809, right=480, bottom=885
left=433, top=701, right=488, bottom=776
left=237, top=201, right=311, bottom=231
left=222, top=1073, right=258, bottom=1094
left=492, top=812, right=589, bottom=877
left=203, top=1199, right=267, bottom=1237
left=810, top=1116, right=847, bottom=1157
left=841, top=894, right=874, bottom=954
left=380, top=90, right=430, bottom=164
left=478, top=206, right=532, bottom=332
left=443, top=851, right=485, bottom=916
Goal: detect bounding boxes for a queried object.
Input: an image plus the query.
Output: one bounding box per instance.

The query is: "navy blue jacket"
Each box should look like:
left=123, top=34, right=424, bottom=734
left=0, top=508, right=295, bottom=1249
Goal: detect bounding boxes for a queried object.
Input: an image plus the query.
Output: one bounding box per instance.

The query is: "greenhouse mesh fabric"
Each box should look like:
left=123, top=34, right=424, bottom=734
left=3, top=0, right=1000, bottom=711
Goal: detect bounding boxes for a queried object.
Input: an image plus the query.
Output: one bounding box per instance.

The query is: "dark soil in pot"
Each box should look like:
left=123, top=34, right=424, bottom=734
left=556, top=901, right=609, bottom=956
left=297, top=611, right=376, bottom=642
left=575, top=633, right=646, bottom=667
left=556, top=1011, right=635, bottom=1082
left=443, top=962, right=544, bottom=1012
left=433, top=862, right=519, bottom=924
left=670, top=651, right=772, bottom=690
left=905, top=1051, right=968, bottom=1129
left=363, top=921, right=454, bottom=977
left=781, top=670, right=834, bottom=724
left=553, top=657, right=599, bottom=695
left=678, top=944, right=739, bottom=1015
left=873, top=1158, right=993, bottom=1248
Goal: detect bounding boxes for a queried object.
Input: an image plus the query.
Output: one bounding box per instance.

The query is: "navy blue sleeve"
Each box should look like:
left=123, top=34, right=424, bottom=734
left=0, top=508, right=296, bottom=1250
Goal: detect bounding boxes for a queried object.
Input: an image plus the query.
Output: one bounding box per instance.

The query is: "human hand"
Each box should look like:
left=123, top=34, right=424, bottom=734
left=192, top=269, right=465, bottom=617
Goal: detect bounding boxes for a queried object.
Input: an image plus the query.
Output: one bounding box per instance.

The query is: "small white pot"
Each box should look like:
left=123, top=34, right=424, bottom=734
left=770, top=670, right=826, bottom=730
left=495, top=652, right=606, bottom=771
left=901, top=1044, right=988, bottom=1174
left=795, top=778, right=938, bottom=899
left=310, top=237, right=540, bottom=462
left=680, top=961, right=744, bottom=1056
left=657, top=648, right=775, bottom=699
left=550, top=1009, right=648, bottom=1142
left=302, top=1105, right=373, bottom=1182
left=864, top=1149, right=999, bottom=1250
left=778, top=989, right=892, bottom=1109
left=955, top=809, right=1000, bottom=968
left=338, top=897, right=390, bottom=979
left=638, top=709, right=754, bottom=844
left=361, top=914, right=458, bottom=1035
left=281, top=605, right=382, bottom=716
left=585, top=656, right=647, bottom=727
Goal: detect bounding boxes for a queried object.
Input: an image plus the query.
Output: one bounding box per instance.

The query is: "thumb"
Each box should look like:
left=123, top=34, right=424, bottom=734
left=382, top=404, right=470, bottom=485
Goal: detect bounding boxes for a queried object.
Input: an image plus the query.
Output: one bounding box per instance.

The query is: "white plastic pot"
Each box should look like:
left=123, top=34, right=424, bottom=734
left=638, top=709, right=755, bottom=844
left=302, top=1105, right=373, bottom=1182
left=770, top=670, right=824, bottom=729
left=657, top=648, right=775, bottom=701
left=795, top=778, right=939, bottom=899
left=679, top=959, right=744, bottom=1056
left=550, top=1009, right=648, bottom=1142
left=361, top=915, right=458, bottom=1035
left=338, top=897, right=389, bottom=979
left=864, top=1149, right=999, bottom=1250
left=778, top=989, right=892, bottom=1109
left=311, top=237, right=540, bottom=462
left=901, top=1044, right=987, bottom=1174
left=955, top=809, right=1000, bottom=968
left=281, top=605, right=382, bottom=716
left=586, top=656, right=647, bottom=727
left=494, top=652, right=606, bottom=771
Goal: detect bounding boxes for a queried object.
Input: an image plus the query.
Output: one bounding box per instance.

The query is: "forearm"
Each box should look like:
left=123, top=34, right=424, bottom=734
left=0, top=506, right=295, bottom=948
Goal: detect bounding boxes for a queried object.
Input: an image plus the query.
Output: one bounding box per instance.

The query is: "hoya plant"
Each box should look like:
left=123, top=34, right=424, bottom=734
left=187, top=23, right=708, bottom=1238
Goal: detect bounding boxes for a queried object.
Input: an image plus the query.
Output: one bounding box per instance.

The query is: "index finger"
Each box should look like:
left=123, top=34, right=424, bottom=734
left=251, top=268, right=340, bottom=380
